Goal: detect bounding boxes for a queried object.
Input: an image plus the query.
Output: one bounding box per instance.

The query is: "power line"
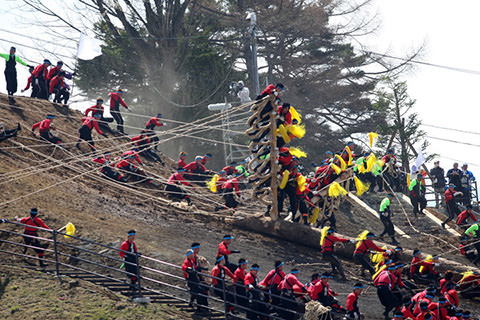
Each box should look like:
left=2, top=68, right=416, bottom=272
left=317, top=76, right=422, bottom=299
left=425, top=135, right=480, bottom=148
left=422, top=123, right=480, bottom=136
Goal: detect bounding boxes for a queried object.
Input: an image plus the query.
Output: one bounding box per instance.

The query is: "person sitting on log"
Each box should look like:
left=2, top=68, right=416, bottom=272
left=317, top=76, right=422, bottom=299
left=92, top=152, right=126, bottom=182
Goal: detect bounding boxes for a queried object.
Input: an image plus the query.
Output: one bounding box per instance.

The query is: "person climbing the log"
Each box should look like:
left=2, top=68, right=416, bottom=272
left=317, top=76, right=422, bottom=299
left=32, top=59, right=51, bottom=99
left=76, top=113, right=106, bottom=152
left=92, top=152, right=127, bottom=182
left=321, top=227, right=352, bottom=281
left=31, top=114, right=62, bottom=145
left=16, top=208, right=51, bottom=267
left=84, top=97, right=114, bottom=133
left=109, top=88, right=129, bottom=134
left=378, top=193, right=399, bottom=245
left=217, top=235, right=240, bottom=273
left=48, top=71, right=70, bottom=105
left=21, top=66, right=35, bottom=96
left=144, top=114, right=165, bottom=150
left=184, top=155, right=211, bottom=185
left=1, top=46, right=29, bottom=104
left=119, top=229, right=140, bottom=289
left=278, top=268, right=305, bottom=320
left=165, top=168, right=192, bottom=205
left=46, top=60, right=74, bottom=85
left=346, top=282, right=365, bottom=320
left=131, top=130, right=164, bottom=164
left=457, top=204, right=478, bottom=230
left=409, top=173, right=427, bottom=217
left=442, top=183, right=462, bottom=228
left=0, top=122, right=21, bottom=143
left=256, top=83, right=285, bottom=100
left=259, top=261, right=285, bottom=307
left=353, top=231, right=385, bottom=277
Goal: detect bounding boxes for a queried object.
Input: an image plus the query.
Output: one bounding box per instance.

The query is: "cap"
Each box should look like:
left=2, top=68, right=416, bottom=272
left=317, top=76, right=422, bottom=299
left=223, top=235, right=234, bottom=240
left=30, top=208, right=38, bottom=215
left=127, top=230, right=136, bottom=236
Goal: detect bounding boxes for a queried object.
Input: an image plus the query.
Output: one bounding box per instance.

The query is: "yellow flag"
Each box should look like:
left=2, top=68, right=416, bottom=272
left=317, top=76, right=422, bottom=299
left=279, top=170, right=290, bottom=189
left=297, top=174, right=306, bottom=192
left=207, top=174, right=219, bottom=193
left=335, top=155, right=347, bottom=171
left=328, top=181, right=348, bottom=198
left=354, top=176, right=370, bottom=196
left=406, top=174, right=411, bottom=189
left=368, top=132, right=379, bottom=148
left=64, top=222, right=76, bottom=239
left=419, top=255, right=433, bottom=274
left=289, top=106, right=302, bottom=124
left=331, top=163, right=342, bottom=175
left=320, top=226, right=330, bottom=246
left=355, top=230, right=369, bottom=248
left=372, top=264, right=387, bottom=280
left=277, top=124, right=291, bottom=143
left=346, top=146, right=353, bottom=166
left=288, top=124, right=306, bottom=139
left=459, top=271, right=474, bottom=284
left=366, top=153, right=376, bottom=172
left=289, top=147, right=307, bottom=158
left=309, top=207, right=320, bottom=224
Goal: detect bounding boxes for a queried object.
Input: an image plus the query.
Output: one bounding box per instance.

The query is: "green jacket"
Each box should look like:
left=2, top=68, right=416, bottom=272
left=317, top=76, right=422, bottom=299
left=379, top=197, right=390, bottom=213
left=0, top=53, right=28, bottom=67
left=465, top=223, right=480, bottom=238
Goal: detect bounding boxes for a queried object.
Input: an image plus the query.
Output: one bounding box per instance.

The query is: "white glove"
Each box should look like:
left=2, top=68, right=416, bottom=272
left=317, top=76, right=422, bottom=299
left=248, top=284, right=254, bottom=290
left=34, top=79, right=39, bottom=85
left=349, top=239, right=355, bottom=243
left=162, top=122, right=167, bottom=126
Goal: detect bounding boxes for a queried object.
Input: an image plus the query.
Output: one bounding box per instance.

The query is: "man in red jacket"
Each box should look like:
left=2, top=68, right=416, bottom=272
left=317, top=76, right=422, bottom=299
left=177, top=151, right=187, bottom=169
left=119, top=230, right=139, bottom=288
left=131, top=131, right=163, bottom=163
left=49, top=71, right=69, bottom=105
left=278, top=268, right=305, bottom=320
left=259, top=261, right=285, bottom=306
left=233, top=258, right=248, bottom=308
left=32, top=59, right=51, bottom=99
left=182, top=248, right=208, bottom=311
left=109, top=88, right=129, bottom=134
left=456, top=204, right=477, bottom=230
left=375, top=264, right=401, bottom=320
left=31, top=114, right=62, bottom=145
left=217, top=235, right=240, bottom=272
left=353, top=232, right=385, bottom=276
left=92, top=152, right=126, bottom=182
left=216, top=173, right=243, bottom=211
left=442, top=183, right=462, bottom=228
left=165, top=168, right=192, bottom=205
left=84, top=97, right=114, bottom=133
left=76, top=113, right=107, bottom=152
left=321, top=228, right=352, bottom=280
left=211, top=255, right=235, bottom=313
left=144, top=114, right=165, bottom=149
left=17, top=208, right=51, bottom=267
left=346, top=282, right=365, bottom=320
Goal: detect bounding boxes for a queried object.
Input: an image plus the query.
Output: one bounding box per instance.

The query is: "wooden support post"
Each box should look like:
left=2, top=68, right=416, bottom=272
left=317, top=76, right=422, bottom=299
left=269, top=104, right=279, bottom=220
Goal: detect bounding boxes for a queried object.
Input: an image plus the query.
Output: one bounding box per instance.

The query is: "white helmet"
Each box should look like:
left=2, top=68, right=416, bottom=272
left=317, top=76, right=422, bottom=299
left=237, top=80, right=244, bottom=87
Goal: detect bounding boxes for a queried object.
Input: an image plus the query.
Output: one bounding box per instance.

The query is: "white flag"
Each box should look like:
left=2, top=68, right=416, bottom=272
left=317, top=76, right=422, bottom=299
left=415, top=146, right=425, bottom=170
left=77, top=34, right=102, bottom=60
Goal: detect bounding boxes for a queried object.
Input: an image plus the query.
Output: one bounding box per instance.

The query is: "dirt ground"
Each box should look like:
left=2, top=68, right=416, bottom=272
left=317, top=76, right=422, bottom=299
left=0, top=94, right=479, bottom=319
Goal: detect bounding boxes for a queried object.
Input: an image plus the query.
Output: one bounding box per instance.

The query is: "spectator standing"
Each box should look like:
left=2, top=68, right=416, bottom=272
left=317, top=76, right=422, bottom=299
left=0, top=46, right=29, bottom=104
left=447, top=163, right=463, bottom=191
left=237, top=81, right=251, bottom=103
left=430, top=160, right=446, bottom=208
left=460, top=163, right=476, bottom=205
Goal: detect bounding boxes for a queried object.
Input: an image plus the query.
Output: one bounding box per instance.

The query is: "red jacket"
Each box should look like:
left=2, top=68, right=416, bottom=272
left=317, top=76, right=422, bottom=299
left=24, top=75, right=32, bottom=90
left=346, top=291, right=359, bottom=312
left=428, top=302, right=448, bottom=320
left=145, top=117, right=163, bottom=130
left=234, top=267, right=246, bottom=285
left=167, top=172, right=190, bottom=186
left=122, top=150, right=141, bottom=165
left=374, top=270, right=396, bottom=290
left=84, top=105, right=105, bottom=117
left=19, top=216, right=50, bottom=234
left=81, top=116, right=103, bottom=135
left=261, top=84, right=276, bottom=96
left=32, top=119, right=52, bottom=133
left=221, top=178, right=240, bottom=195
left=322, top=235, right=349, bottom=253
left=277, top=105, right=292, bottom=125
left=117, top=159, right=135, bottom=170
left=401, top=306, right=415, bottom=319
left=309, top=280, right=335, bottom=301
left=259, top=269, right=285, bottom=288
left=445, top=189, right=456, bottom=204
left=419, top=262, right=438, bottom=276
left=178, top=158, right=187, bottom=169
left=109, top=92, right=128, bottom=110
left=217, top=241, right=232, bottom=257
left=184, top=161, right=206, bottom=174
left=131, top=135, right=150, bottom=148
left=278, top=273, right=303, bottom=291
left=456, top=210, right=477, bottom=225
left=444, top=289, right=458, bottom=307
left=181, top=256, right=197, bottom=279
left=245, top=272, right=257, bottom=290
left=49, top=75, right=65, bottom=93
left=46, top=66, right=61, bottom=81
left=353, top=239, right=385, bottom=255
left=211, top=264, right=234, bottom=286
left=119, top=239, right=137, bottom=258
left=93, top=156, right=115, bottom=167
left=32, top=63, right=48, bottom=79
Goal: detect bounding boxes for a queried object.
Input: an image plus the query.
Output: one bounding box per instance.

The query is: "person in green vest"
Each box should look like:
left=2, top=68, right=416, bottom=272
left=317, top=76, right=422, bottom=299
left=0, top=46, right=29, bottom=104
left=378, top=193, right=398, bottom=245
left=465, top=222, right=480, bottom=265
left=409, top=173, right=426, bottom=217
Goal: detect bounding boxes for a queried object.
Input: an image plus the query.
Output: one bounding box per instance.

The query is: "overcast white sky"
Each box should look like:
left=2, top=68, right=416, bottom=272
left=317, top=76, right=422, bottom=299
left=1, top=0, right=480, bottom=178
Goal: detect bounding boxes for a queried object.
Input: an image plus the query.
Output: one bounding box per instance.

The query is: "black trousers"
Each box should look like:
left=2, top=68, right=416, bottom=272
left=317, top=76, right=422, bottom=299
left=380, top=215, right=394, bottom=237
left=101, top=167, right=126, bottom=182
left=5, top=68, right=17, bottom=95
left=377, top=285, right=400, bottom=319
left=52, top=88, right=70, bottom=104
left=322, top=251, right=345, bottom=277
left=40, top=130, right=62, bottom=144
left=0, top=128, right=18, bottom=142
left=124, top=255, right=139, bottom=284
left=353, top=253, right=375, bottom=275
left=165, top=184, right=188, bottom=200
left=111, top=109, right=124, bottom=133
left=444, top=201, right=460, bottom=224
left=279, top=291, right=298, bottom=320
left=410, top=195, right=426, bottom=216
left=78, top=125, right=95, bottom=149
left=23, top=233, right=45, bottom=257
left=36, top=78, right=49, bottom=99
left=223, top=190, right=239, bottom=208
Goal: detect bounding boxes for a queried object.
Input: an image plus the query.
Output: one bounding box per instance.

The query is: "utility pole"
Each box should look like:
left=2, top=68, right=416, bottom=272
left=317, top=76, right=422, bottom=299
left=247, top=12, right=260, bottom=97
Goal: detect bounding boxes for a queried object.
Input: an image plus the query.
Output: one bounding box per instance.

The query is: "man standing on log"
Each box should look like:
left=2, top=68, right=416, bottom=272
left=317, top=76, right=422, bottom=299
left=321, top=227, right=352, bottom=281
left=409, top=173, right=427, bottom=217
left=378, top=193, right=399, bottom=245
left=0, top=46, right=29, bottom=104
